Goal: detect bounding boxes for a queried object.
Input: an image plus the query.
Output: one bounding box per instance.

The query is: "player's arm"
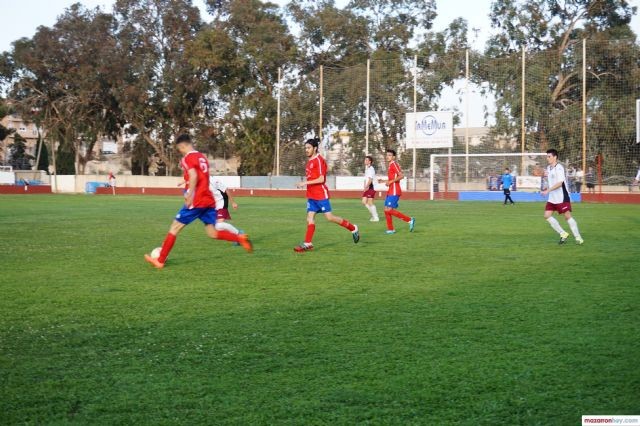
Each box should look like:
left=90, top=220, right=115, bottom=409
left=296, top=161, right=325, bottom=188
left=541, top=177, right=564, bottom=195
left=184, top=168, right=198, bottom=208
left=364, top=176, right=372, bottom=190
left=226, top=191, right=238, bottom=209
left=382, top=169, right=403, bottom=186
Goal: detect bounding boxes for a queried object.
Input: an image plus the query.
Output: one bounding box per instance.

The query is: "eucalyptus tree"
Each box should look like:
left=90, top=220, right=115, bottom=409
left=112, top=0, right=205, bottom=175
left=4, top=4, right=120, bottom=174
left=287, top=0, right=466, bottom=173
left=189, top=0, right=297, bottom=175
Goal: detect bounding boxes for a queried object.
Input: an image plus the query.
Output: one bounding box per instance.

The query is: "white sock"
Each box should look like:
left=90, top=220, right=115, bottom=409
left=546, top=217, right=566, bottom=235
left=567, top=217, right=582, bottom=239
left=215, top=221, right=239, bottom=234
left=368, top=204, right=379, bottom=219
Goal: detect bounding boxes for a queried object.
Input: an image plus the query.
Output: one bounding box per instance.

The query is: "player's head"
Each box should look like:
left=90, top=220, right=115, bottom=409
left=304, top=138, right=320, bottom=157
left=176, top=134, right=193, bottom=154
left=385, top=149, right=396, bottom=162
left=504, top=167, right=510, bottom=173
left=546, top=149, right=559, bottom=165
left=364, top=155, right=373, bottom=166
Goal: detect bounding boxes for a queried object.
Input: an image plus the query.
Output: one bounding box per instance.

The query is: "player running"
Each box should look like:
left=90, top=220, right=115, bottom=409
left=144, top=134, right=252, bottom=269
left=294, top=138, right=360, bottom=252
left=362, top=155, right=379, bottom=221
left=540, top=148, right=584, bottom=245
left=378, top=149, right=415, bottom=234
left=210, top=177, right=243, bottom=236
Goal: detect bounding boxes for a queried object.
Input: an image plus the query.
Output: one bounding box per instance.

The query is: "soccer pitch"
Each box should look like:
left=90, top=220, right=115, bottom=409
left=1, top=195, right=638, bottom=424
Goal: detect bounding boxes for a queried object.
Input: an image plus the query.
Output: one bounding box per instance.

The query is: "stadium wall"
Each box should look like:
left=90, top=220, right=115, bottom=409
left=2, top=174, right=639, bottom=203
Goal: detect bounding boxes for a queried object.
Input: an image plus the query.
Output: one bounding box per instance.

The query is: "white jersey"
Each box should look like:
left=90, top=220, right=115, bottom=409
left=635, top=168, right=640, bottom=181
left=209, top=179, right=228, bottom=210
left=546, top=163, right=570, bottom=204
left=364, top=165, right=376, bottom=190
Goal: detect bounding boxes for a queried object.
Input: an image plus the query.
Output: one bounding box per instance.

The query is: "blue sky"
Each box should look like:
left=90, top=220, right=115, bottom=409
left=5, top=0, right=637, bottom=54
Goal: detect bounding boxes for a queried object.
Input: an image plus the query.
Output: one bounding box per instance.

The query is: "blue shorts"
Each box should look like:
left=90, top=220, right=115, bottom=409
left=384, top=195, right=400, bottom=209
left=175, top=206, right=217, bottom=225
left=307, top=199, right=332, bottom=213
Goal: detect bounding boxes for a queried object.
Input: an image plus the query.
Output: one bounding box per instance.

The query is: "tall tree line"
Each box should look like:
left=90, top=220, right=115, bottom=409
left=0, top=0, right=637, bottom=175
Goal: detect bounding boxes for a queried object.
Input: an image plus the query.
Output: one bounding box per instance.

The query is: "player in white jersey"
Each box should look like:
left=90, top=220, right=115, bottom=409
left=540, top=149, right=584, bottom=245
left=209, top=178, right=242, bottom=236
left=362, top=156, right=379, bottom=221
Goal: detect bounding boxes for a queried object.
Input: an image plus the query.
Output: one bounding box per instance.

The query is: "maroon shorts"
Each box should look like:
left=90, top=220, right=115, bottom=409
left=545, top=202, right=572, bottom=214
left=216, top=208, right=231, bottom=220
left=362, top=189, right=376, bottom=199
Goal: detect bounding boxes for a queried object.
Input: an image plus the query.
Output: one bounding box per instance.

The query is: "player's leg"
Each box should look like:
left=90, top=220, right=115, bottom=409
left=144, top=219, right=186, bottom=268
left=324, top=210, right=359, bottom=243
left=215, top=218, right=240, bottom=234
left=383, top=197, right=395, bottom=232
left=295, top=210, right=317, bottom=252
left=367, top=197, right=379, bottom=221
left=563, top=211, right=583, bottom=244
left=385, top=196, right=413, bottom=231
left=544, top=206, right=569, bottom=243
left=203, top=209, right=252, bottom=252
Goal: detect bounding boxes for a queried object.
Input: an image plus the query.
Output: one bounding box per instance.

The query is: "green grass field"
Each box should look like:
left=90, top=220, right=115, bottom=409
left=1, top=194, right=638, bottom=424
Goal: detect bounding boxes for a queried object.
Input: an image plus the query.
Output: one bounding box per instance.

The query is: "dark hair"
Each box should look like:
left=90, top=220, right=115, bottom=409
left=365, top=155, right=374, bottom=162
left=176, top=134, right=192, bottom=144
left=546, top=149, right=558, bottom=158
left=386, top=148, right=396, bottom=157
left=305, top=138, right=320, bottom=149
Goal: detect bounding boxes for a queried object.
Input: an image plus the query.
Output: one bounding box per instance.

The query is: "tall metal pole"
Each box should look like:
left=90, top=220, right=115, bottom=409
left=276, top=67, right=281, bottom=176
left=412, top=55, right=417, bottom=191
left=365, top=59, right=370, bottom=155
left=319, top=65, right=323, bottom=142
left=521, top=46, right=526, bottom=176
left=582, top=38, right=587, bottom=174
left=465, top=49, right=470, bottom=184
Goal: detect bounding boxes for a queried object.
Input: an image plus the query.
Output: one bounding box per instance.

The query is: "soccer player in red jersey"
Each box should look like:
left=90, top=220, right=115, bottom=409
left=294, top=138, right=360, bottom=252
left=378, top=149, right=415, bottom=234
left=144, top=134, right=252, bottom=268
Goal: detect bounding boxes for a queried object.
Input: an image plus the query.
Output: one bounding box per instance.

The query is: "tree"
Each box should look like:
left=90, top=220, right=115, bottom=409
left=6, top=4, right=122, bottom=175
left=8, top=133, right=33, bottom=170
left=0, top=97, right=14, bottom=161
left=190, top=0, right=297, bottom=174
left=287, top=0, right=464, bottom=175
left=36, top=136, right=49, bottom=173
left=112, top=0, right=206, bottom=175
left=483, top=0, right=638, bottom=173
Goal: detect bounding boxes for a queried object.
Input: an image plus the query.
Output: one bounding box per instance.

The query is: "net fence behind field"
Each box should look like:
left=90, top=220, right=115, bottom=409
left=276, top=39, right=640, bottom=188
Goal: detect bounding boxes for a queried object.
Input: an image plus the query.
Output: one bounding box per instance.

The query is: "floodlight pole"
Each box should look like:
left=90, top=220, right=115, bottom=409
left=412, top=55, right=417, bottom=191
left=465, top=49, right=470, bottom=184
left=521, top=46, right=526, bottom=176
left=319, top=65, right=323, bottom=142
left=365, top=59, right=370, bottom=155
left=276, top=67, right=281, bottom=176
left=582, top=39, right=587, bottom=174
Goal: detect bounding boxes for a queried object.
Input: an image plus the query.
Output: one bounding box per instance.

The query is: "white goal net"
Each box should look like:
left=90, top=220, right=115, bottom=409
left=429, top=152, right=550, bottom=200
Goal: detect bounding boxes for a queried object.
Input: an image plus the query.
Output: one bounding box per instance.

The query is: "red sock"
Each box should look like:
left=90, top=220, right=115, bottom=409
left=339, top=219, right=355, bottom=232
left=390, top=209, right=411, bottom=222
left=216, top=230, right=240, bottom=242
left=304, top=224, right=316, bottom=244
left=158, top=233, right=176, bottom=263
left=385, top=211, right=393, bottom=230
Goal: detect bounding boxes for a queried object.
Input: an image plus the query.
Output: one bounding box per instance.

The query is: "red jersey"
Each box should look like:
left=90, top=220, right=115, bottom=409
left=180, top=151, right=215, bottom=208
left=305, top=154, right=330, bottom=200
left=387, top=160, right=402, bottom=196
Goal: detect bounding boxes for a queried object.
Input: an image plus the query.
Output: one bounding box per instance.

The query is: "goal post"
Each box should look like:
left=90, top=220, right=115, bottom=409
left=429, top=152, right=548, bottom=200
